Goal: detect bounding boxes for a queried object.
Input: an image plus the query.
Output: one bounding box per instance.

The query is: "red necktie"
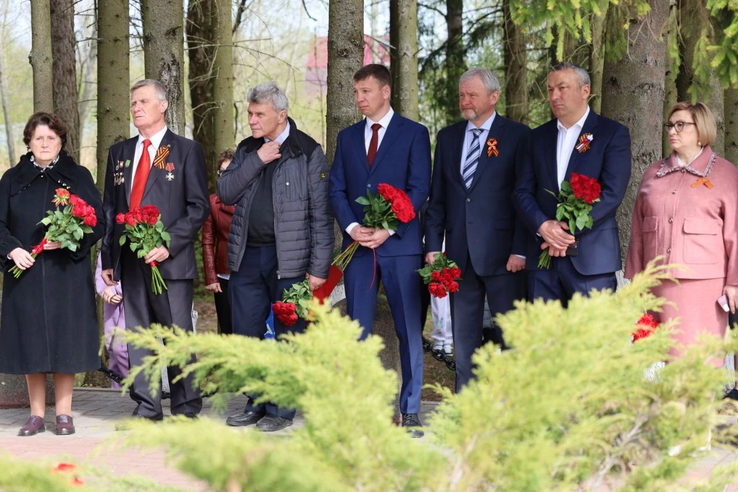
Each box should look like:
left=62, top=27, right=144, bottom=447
left=367, top=123, right=381, bottom=167
left=129, top=139, right=152, bottom=209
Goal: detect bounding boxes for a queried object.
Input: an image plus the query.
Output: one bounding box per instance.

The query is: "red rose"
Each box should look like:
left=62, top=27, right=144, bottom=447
left=69, top=195, right=82, bottom=206
left=378, top=183, right=399, bottom=202
left=632, top=313, right=659, bottom=342
left=431, top=270, right=441, bottom=281
left=83, top=214, right=97, bottom=227
left=71, top=204, right=86, bottom=218
left=450, top=267, right=461, bottom=278
left=428, top=282, right=447, bottom=298
left=125, top=214, right=138, bottom=227
left=116, top=213, right=125, bottom=224
left=448, top=281, right=459, bottom=293
left=570, top=173, right=601, bottom=205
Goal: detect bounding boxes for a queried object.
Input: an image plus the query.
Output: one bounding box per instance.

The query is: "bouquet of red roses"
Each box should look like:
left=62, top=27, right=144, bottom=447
left=539, top=172, right=602, bottom=269
left=272, top=279, right=312, bottom=326
left=333, top=183, right=415, bottom=270
left=632, top=313, right=659, bottom=343
left=417, top=252, right=461, bottom=299
left=116, top=205, right=170, bottom=294
left=9, top=188, right=97, bottom=278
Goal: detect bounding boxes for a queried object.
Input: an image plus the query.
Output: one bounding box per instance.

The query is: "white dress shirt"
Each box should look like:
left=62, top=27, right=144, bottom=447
left=130, top=125, right=169, bottom=191
left=265, top=122, right=291, bottom=145
left=459, top=112, right=496, bottom=174
left=556, top=107, right=590, bottom=187
left=675, top=146, right=704, bottom=168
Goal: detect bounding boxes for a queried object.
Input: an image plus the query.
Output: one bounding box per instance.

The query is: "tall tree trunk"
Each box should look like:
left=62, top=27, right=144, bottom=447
left=50, top=0, right=80, bottom=163
left=443, top=0, right=464, bottom=127
left=675, top=0, right=724, bottom=154
left=78, top=17, right=98, bottom=156
left=601, top=0, right=669, bottom=261
left=30, top=0, right=53, bottom=113
left=725, top=88, right=738, bottom=165
left=589, top=0, right=609, bottom=114
left=97, top=0, right=130, bottom=193
left=213, top=0, right=234, bottom=178
left=390, top=0, right=419, bottom=119
left=142, top=0, right=186, bottom=134
left=662, top=0, right=679, bottom=157
left=503, top=0, right=527, bottom=124
left=0, top=0, right=15, bottom=164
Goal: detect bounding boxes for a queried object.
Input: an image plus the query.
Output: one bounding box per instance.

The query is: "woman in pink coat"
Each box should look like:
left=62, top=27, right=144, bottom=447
left=625, top=102, right=738, bottom=367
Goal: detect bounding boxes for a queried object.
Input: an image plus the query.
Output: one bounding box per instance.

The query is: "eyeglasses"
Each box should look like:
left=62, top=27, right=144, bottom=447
left=664, top=121, right=696, bottom=133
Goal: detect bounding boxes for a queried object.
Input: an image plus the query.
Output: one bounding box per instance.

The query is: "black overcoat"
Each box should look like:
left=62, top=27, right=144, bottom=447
left=0, top=151, right=104, bottom=374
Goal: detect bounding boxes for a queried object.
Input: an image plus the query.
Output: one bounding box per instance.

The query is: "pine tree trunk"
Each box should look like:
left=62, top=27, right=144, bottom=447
left=97, top=0, right=130, bottom=193
left=213, top=0, right=234, bottom=177
left=503, top=0, right=527, bottom=123
left=589, top=0, right=609, bottom=114
left=390, top=0, right=419, bottom=120
left=142, top=0, right=186, bottom=134
left=50, top=0, right=80, bottom=163
left=30, top=0, right=53, bottom=113
left=725, top=88, right=738, bottom=165
left=443, top=0, right=464, bottom=127
left=601, top=0, right=669, bottom=262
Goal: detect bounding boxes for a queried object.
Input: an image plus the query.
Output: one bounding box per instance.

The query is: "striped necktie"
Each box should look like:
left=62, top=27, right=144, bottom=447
left=462, top=128, right=483, bottom=189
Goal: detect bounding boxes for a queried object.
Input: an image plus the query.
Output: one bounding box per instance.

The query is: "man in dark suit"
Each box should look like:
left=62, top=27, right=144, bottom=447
left=424, top=67, right=529, bottom=391
left=514, top=63, right=631, bottom=304
left=329, top=64, right=431, bottom=437
left=101, top=79, right=210, bottom=420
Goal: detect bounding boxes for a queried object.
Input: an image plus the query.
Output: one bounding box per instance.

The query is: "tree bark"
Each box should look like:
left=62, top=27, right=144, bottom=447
left=0, top=0, right=15, bottom=164
left=142, top=0, right=186, bottom=134
left=589, top=0, right=609, bottom=114
left=50, top=0, right=80, bottom=163
left=725, top=88, right=738, bottom=165
left=503, top=0, right=527, bottom=124
left=30, top=0, right=53, bottom=113
left=213, top=0, right=235, bottom=174
left=443, top=0, right=464, bottom=127
left=390, top=0, right=419, bottom=120
left=601, top=0, right=669, bottom=262
left=97, top=0, right=130, bottom=193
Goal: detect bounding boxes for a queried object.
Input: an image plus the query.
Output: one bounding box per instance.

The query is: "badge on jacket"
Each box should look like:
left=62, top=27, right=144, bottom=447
left=576, top=133, right=594, bottom=153
left=165, top=162, right=175, bottom=181
left=154, top=145, right=171, bottom=170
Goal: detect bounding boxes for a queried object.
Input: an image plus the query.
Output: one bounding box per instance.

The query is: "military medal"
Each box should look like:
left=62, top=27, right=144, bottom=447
left=154, top=145, right=170, bottom=170
left=486, top=138, right=499, bottom=157
left=165, top=162, right=175, bottom=172
left=166, top=172, right=174, bottom=181
left=576, top=133, right=593, bottom=153
left=124, top=159, right=131, bottom=168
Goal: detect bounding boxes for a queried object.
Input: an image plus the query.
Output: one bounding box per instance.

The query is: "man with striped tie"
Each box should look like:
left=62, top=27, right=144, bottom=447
left=101, top=79, right=209, bottom=420
left=424, top=68, right=530, bottom=391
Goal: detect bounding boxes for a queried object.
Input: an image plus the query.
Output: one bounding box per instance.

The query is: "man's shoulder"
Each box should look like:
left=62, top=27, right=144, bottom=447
left=531, top=118, right=558, bottom=136
left=292, top=128, right=322, bottom=157
left=394, top=114, right=428, bottom=134
left=593, top=113, right=629, bottom=136
left=109, top=136, right=137, bottom=153
left=437, top=120, right=466, bottom=139
left=337, top=120, right=363, bottom=139
left=498, top=115, right=531, bottom=135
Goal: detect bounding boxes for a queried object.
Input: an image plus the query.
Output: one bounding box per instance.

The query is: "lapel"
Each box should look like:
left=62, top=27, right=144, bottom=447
left=10, top=155, right=42, bottom=196
left=122, top=137, right=137, bottom=205
left=369, top=113, right=404, bottom=175
left=467, top=115, right=506, bottom=194
left=449, top=121, right=467, bottom=189
left=541, top=120, right=560, bottom=191
left=564, top=110, right=599, bottom=183
left=142, top=130, right=175, bottom=203
left=351, top=122, right=371, bottom=175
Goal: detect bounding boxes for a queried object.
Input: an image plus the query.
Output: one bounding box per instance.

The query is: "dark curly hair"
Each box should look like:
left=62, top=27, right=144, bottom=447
left=217, top=148, right=235, bottom=167
left=23, top=112, right=68, bottom=149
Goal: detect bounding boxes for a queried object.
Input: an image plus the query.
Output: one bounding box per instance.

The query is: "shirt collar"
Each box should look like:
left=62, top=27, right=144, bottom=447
left=557, top=106, right=590, bottom=133
left=466, top=111, right=496, bottom=134
left=265, top=121, right=291, bottom=144
left=137, top=125, right=168, bottom=149
left=675, top=147, right=704, bottom=168
left=366, top=107, right=395, bottom=130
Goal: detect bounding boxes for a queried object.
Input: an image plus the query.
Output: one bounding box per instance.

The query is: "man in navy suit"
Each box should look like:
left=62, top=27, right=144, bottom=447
left=329, top=64, right=431, bottom=437
left=424, top=67, right=529, bottom=391
left=514, top=63, right=631, bottom=303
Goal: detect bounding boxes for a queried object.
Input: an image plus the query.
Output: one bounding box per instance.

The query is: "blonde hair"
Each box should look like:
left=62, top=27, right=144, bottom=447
left=666, top=101, right=717, bottom=147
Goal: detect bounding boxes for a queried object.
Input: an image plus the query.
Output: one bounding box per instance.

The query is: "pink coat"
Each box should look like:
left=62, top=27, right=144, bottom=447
left=625, top=146, right=738, bottom=283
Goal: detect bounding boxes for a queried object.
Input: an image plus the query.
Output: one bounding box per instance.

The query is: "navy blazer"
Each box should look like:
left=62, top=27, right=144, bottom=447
left=329, top=113, right=431, bottom=257
left=513, top=110, right=632, bottom=275
left=425, top=115, right=530, bottom=276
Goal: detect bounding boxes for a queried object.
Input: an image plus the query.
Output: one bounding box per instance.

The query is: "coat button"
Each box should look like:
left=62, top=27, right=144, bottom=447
left=668, top=217, right=673, bottom=223
left=672, top=190, right=677, bottom=194
left=466, top=198, right=471, bottom=203
left=667, top=248, right=672, bottom=253
left=286, top=182, right=289, bottom=186
left=681, top=169, right=685, bottom=173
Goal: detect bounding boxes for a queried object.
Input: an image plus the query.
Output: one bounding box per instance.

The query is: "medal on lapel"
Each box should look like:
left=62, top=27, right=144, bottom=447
left=576, top=133, right=594, bottom=153
left=154, top=144, right=170, bottom=170
left=124, top=159, right=131, bottom=168
left=165, top=162, right=175, bottom=181
left=486, top=138, right=499, bottom=157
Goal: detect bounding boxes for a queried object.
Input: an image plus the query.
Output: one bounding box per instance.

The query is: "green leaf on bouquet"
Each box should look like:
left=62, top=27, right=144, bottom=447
left=575, top=214, right=587, bottom=231
left=356, top=196, right=370, bottom=206
left=119, top=235, right=128, bottom=246
left=73, top=228, right=83, bottom=241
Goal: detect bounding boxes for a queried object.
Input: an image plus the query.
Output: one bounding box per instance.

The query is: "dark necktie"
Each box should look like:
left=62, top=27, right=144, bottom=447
left=130, top=139, right=152, bottom=209
left=367, top=123, right=382, bottom=167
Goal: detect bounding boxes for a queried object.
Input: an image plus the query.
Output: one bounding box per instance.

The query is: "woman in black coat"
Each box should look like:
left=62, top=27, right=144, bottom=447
left=0, top=113, right=104, bottom=436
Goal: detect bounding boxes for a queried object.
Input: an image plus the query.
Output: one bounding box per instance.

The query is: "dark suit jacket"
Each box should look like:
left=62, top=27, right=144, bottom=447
left=513, top=110, right=632, bottom=275
left=101, top=129, right=210, bottom=280
left=425, top=115, right=530, bottom=277
left=329, top=113, right=431, bottom=257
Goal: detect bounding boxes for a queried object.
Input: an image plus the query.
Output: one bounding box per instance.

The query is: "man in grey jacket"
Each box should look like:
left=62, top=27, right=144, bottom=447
left=217, top=81, right=333, bottom=432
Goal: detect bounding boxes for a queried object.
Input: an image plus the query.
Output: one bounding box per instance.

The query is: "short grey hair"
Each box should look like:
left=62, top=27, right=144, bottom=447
left=130, top=79, right=168, bottom=102
left=550, top=63, right=591, bottom=88
left=459, top=68, right=500, bottom=93
left=247, top=81, right=289, bottom=113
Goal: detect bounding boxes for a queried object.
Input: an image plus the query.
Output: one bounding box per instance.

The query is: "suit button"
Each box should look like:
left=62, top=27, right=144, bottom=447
left=667, top=248, right=672, bottom=253
left=466, top=198, right=471, bottom=203
left=367, top=184, right=371, bottom=188
left=672, top=190, right=677, bottom=194
left=668, top=217, right=673, bottom=223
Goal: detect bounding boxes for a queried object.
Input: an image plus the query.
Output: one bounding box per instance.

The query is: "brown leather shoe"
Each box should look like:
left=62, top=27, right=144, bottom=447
left=56, top=415, right=75, bottom=435
left=18, top=415, right=46, bottom=436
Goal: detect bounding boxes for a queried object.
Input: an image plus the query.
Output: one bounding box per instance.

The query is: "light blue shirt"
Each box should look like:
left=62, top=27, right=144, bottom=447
left=265, top=122, right=290, bottom=144
left=460, top=112, right=496, bottom=174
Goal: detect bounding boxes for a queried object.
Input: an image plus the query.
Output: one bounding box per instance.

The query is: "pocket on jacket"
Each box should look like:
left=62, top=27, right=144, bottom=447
left=683, top=218, right=721, bottom=264
left=281, top=163, right=306, bottom=202
left=642, top=216, right=658, bottom=260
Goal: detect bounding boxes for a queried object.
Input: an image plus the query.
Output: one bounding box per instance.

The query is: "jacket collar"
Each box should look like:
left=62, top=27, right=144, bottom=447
left=11, top=151, right=78, bottom=196
left=657, top=146, right=717, bottom=178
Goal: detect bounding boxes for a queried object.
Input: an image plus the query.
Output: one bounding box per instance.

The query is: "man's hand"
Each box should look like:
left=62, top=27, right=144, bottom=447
left=145, top=246, right=170, bottom=264
left=349, top=225, right=373, bottom=242
left=725, top=285, right=738, bottom=314
left=43, top=241, right=62, bottom=250
left=257, top=141, right=281, bottom=164
left=102, top=287, right=122, bottom=304
left=308, top=274, right=327, bottom=291
left=506, top=255, right=526, bottom=272
left=538, top=220, right=576, bottom=250
left=541, top=241, right=567, bottom=257
left=359, top=228, right=391, bottom=249
left=205, top=282, right=222, bottom=293
left=9, top=247, right=34, bottom=271
left=101, top=268, right=117, bottom=286
left=425, top=251, right=441, bottom=265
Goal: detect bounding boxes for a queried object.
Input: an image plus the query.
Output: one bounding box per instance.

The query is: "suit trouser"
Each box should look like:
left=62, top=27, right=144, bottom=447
left=344, top=251, right=424, bottom=414
left=121, top=248, right=203, bottom=418
left=213, top=278, right=232, bottom=335
left=527, top=256, right=617, bottom=306
left=229, top=245, right=305, bottom=420
left=451, top=257, right=525, bottom=392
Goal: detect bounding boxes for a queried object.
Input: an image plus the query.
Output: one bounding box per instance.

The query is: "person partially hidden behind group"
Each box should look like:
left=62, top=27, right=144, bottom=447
left=0, top=112, right=104, bottom=436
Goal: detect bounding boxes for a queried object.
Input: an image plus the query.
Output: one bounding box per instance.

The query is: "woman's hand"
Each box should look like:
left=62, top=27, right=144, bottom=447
left=102, top=287, right=122, bottom=304
left=8, top=247, right=34, bottom=270
left=205, top=282, right=222, bottom=293
left=724, top=285, right=738, bottom=314
left=43, top=241, right=61, bottom=250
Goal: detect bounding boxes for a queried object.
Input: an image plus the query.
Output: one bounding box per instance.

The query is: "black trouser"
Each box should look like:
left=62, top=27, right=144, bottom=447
left=214, top=278, right=232, bottom=335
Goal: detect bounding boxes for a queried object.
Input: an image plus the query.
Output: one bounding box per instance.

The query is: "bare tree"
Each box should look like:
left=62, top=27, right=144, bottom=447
left=212, top=0, right=235, bottom=169
left=30, top=0, right=53, bottom=112
left=390, top=0, right=419, bottom=120
left=503, top=0, right=527, bottom=123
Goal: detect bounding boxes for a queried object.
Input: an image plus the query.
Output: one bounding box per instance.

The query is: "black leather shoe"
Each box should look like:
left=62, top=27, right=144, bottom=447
left=183, top=412, right=198, bottom=419
left=725, top=388, right=738, bottom=400
left=56, top=415, right=75, bottom=435
left=226, top=411, right=263, bottom=427
left=131, top=412, right=164, bottom=421
left=256, top=415, right=293, bottom=432
left=18, top=415, right=45, bottom=437
left=402, top=413, right=424, bottom=438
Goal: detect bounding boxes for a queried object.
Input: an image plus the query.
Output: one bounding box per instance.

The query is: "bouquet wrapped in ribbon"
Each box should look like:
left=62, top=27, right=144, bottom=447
left=10, top=188, right=97, bottom=278
left=116, top=205, right=170, bottom=294
left=539, top=172, right=601, bottom=269
left=333, top=183, right=416, bottom=270
left=417, top=252, right=461, bottom=299
left=272, top=279, right=312, bottom=327
left=632, top=313, right=659, bottom=343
